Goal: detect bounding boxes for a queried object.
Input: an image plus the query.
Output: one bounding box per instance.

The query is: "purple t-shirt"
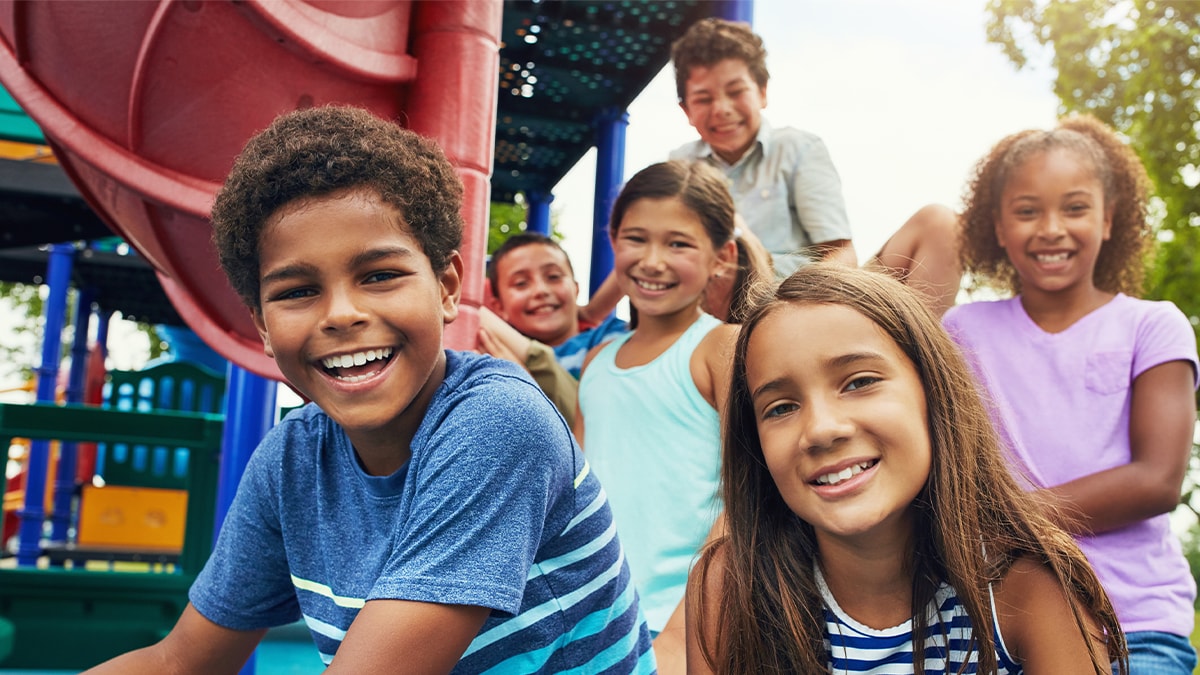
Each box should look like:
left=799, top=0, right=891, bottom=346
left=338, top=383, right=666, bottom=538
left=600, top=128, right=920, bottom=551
left=944, top=294, right=1198, bottom=636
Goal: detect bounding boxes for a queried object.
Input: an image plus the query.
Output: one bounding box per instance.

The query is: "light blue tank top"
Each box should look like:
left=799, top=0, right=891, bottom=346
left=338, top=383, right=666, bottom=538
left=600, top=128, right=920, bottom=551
left=578, top=312, right=723, bottom=632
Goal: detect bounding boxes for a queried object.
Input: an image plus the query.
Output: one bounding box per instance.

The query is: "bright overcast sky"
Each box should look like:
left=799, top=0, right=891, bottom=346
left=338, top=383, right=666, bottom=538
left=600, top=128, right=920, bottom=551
left=554, top=0, right=1060, bottom=293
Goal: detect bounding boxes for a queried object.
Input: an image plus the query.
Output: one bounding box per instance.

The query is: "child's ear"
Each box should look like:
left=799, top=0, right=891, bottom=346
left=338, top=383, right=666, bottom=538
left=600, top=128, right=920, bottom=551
left=251, top=308, right=274, bottom=359
left=440, top=251, right=465, bottom=324
left=759, top=84, right=768, bottom=109
left=1102, top=205, right=1114, bottom=241
left=718, top=238, right=738, bottom=269
left=482, top=278, right=505, bottom=315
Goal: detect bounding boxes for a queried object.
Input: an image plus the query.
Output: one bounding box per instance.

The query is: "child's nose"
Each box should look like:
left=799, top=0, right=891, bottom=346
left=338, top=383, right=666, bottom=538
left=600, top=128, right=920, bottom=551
left=1038, top=213, right=1067, bottom=238
left=321, top=287, right=369, bottom=332
left=801, top=398, right=854, bottom=452
left=641, top=244, right=668, bottom=270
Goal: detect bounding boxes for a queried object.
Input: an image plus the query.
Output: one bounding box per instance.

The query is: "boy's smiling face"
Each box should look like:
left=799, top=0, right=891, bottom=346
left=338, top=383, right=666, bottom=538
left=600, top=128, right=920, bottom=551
left=492, top=243, right=580, bottom=346
left=253, top=188, right=461, bottom=469
left=681, top=57, right=767, bottom=164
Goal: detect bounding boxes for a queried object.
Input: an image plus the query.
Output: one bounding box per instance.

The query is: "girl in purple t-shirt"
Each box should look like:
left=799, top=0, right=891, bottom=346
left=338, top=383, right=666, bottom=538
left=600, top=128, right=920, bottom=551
left=945, top=114, right=1199, bottom=675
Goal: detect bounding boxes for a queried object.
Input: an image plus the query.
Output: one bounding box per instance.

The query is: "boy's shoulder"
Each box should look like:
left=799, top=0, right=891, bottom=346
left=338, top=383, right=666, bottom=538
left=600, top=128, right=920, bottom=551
left=424, top=350, right=572, bottom=440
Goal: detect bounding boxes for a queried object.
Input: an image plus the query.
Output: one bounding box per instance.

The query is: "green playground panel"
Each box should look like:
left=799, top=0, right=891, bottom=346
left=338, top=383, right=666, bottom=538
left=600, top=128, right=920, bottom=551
left=0, top=85, right=44, bottom=144
left=0, top=402, right=223, bottom=669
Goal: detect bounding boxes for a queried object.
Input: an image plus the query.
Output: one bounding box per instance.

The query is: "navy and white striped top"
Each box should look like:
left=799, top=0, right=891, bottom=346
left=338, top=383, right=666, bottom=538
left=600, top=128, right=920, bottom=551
left=818, top=566, right=1022, bottom=674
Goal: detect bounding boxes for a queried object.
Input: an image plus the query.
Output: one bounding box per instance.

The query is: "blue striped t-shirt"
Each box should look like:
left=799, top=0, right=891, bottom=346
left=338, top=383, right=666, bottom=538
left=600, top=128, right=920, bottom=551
left=190, top=350, right=654, bottom=673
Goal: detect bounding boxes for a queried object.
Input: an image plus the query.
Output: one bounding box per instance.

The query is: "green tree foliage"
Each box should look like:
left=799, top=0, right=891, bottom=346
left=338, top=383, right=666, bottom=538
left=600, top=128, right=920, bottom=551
left=488, top=192, right=562, bottom=255
left=986, top=0, right=1200, bottom=325
left=488, top=196, right=529, bottom=255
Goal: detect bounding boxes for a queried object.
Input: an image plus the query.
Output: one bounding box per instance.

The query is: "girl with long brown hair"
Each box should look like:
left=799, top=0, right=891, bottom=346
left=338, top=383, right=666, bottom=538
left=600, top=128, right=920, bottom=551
left=687, top=264, right=1124, bottom=674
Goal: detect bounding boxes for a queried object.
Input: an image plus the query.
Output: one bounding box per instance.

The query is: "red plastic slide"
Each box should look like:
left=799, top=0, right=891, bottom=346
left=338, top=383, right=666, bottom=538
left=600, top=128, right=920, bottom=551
left=0, top=0, right=500, bottom=379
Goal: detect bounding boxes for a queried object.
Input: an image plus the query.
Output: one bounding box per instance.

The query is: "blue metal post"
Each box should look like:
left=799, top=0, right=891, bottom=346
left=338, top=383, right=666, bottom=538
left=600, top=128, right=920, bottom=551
left=526, top=190, right=553, bottom=236
left=16, top=243, right=75, bottom=566
left=216, top=363, right=277, bottom=675
left=49, top=286, right=95, bottom=544
left=715, top=0, right=754, bottom=24
left=590, top=107, right=628, bottom=295
left=95, top=309, right=111, bottom=355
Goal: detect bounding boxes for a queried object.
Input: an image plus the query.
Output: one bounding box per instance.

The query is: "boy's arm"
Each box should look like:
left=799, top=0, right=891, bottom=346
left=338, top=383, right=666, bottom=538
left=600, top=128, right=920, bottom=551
left=325, top=600, right=490, bottom=674
left=577, top=270, right=624, bottom=326
left=1042, top=359, right=1194, bottom=533
left=788, top=134, right=856, bottom=266
left=84, top=604, right=266, bottom=675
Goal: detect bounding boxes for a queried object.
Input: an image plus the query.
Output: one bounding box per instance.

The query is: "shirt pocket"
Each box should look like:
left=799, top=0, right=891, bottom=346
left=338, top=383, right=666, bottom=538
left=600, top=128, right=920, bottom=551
left=1084, top=350, right=1133, bottom=395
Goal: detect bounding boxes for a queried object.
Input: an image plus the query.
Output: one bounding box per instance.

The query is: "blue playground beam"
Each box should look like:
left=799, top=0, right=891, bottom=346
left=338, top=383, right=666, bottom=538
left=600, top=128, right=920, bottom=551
left=716, top=0, right=754, bottom=24
left=16, top=243, right=74, bottom=566
left=49, top=286, right=96, bottom=545
left=589, top=107, right=628, bottom=296
left=526, top=189, right=553, bottom=236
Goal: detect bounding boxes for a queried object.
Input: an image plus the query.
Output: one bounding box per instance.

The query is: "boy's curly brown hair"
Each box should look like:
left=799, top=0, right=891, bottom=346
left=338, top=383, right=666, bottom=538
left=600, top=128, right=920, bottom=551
left=959, top=114, right=1152, bottom=297
left=211, top=105, right=464, bottom=309
left=670, top=18, right=768, bottom=103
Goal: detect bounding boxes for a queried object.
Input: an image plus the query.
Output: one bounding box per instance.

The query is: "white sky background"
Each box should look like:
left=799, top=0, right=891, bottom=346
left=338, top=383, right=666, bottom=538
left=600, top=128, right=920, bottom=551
left=554, top=0, right=1060, bottom=294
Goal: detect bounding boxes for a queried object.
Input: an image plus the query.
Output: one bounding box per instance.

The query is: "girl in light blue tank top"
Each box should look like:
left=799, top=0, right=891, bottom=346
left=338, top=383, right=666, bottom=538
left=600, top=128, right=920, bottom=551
left=687, top=265, right=1126, bottom=674
left=576, top=161, right=766, bottom=669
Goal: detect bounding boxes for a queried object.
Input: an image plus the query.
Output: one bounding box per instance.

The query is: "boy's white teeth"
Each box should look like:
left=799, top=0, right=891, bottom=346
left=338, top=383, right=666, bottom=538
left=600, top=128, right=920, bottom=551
left=815, top=461, right=874, bottom=486
left=1035, top=252, right=1069, bottom=263
left=321, top=347, right=393, bottom=370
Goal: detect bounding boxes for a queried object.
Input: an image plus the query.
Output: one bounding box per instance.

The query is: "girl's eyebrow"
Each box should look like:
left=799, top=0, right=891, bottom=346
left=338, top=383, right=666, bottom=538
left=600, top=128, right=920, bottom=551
left=748, top=351, right=887, bottom=400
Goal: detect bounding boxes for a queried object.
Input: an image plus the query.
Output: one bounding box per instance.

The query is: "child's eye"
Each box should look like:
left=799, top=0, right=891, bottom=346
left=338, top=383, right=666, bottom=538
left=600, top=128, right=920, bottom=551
left=845, top=376, right=881, bottom=392
left=1014, top=207, right=1038, bottom=219
left=364, top=271, right=402, bottom=284
left=621, top=234, right=646, bottom=244
left=1066, top=203, right=1090, bottom=215
left=764, top=402, right=798, bottom=419
left=669, top=240, right=694, bottom=249
left=270, top=287, right=315, bottom=302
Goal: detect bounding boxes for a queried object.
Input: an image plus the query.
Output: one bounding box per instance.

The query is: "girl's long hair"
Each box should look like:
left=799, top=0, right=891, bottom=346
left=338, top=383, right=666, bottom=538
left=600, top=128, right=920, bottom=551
left=693, top=264, right=1124, bottom=674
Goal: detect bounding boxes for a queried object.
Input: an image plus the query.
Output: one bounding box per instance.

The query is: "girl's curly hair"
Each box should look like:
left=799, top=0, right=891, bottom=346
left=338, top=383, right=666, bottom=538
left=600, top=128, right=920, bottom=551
left=959, top=114, right=1151, bottom=297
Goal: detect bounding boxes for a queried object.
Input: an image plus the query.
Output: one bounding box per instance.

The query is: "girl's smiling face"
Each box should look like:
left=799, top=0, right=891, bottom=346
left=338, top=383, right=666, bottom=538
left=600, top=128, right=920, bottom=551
left=745, top=302, right=931, bottom=549
left=994, top=147, right=1112, bottom=300
left=611, top=196, right=728, bottom=321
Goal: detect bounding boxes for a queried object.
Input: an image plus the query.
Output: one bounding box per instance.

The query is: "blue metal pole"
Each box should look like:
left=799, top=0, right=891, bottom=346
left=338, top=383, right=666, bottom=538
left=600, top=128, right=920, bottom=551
left=49, top=286, right=95, bottom=544
left=216, top=363, right=277, bottom=675
left=526, top=190, right=553, bottom=236
left=16, top=243, right=76, bottom=566
left=590, top=107, right=628, bottom=296
left=715, top=0, right=754, bottom=24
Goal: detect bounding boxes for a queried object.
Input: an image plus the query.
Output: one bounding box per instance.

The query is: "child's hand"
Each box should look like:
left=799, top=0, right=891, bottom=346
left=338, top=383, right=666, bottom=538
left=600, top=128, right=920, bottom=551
left=478, top=307, right=532, bottom=365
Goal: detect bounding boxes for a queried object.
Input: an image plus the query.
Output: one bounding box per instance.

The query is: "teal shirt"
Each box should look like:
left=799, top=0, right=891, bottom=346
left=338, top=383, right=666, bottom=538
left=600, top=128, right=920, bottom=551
left=578, top=313, right=722, bottom=631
